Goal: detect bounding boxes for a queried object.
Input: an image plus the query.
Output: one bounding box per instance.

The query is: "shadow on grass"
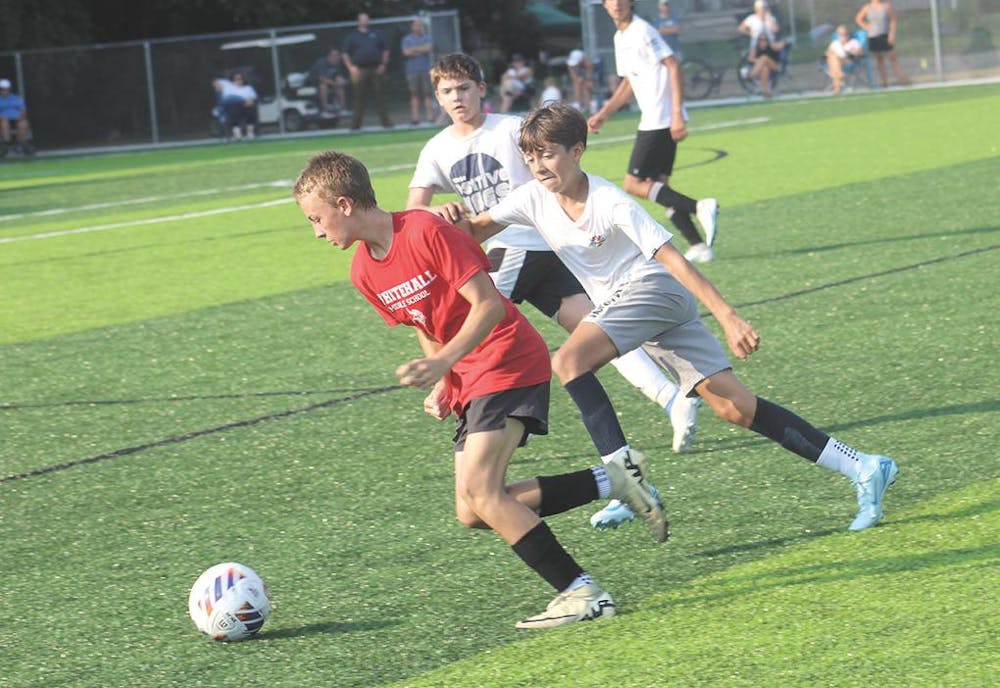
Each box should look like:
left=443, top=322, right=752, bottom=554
left=651, top=543, right=997, bottom=613
left=683, top=399, right=999, bottom=455
left=730, top=225, right=999, bottom=261
left=258, top=618, right=399, bottom=640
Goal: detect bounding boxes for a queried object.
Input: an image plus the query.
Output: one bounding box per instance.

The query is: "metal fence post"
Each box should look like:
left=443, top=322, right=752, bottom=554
left=143, top=41, right=160, bottom=144
left=929, top=0, right=944, bottom=80
left=269, top=29, right=286, bottom=135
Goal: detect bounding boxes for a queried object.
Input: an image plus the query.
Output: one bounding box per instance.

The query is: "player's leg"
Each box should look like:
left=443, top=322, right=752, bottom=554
left=451, top=386, right=620, bottom=628
left=695, top=369, right=899, bottom=531
left=624, top=131, right=718, bottom=261
left=550, top=321, right=668, bottom=541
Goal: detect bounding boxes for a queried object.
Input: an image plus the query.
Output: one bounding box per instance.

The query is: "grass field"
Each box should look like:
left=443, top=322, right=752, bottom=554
left=1, top=84, right=998, bottom=687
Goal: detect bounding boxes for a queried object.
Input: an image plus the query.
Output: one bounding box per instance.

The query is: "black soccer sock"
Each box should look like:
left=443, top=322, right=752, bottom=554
left=511, top=521, right=585, bottom=592
left=667, top=210, right=705, bottom=247
left=536, top=469, right=600, bottom=517
left=564, top=372, right=628, bottom=456
left=654, top=184, right=698, bottom=214
left=748, top=396, right=831, bottom=462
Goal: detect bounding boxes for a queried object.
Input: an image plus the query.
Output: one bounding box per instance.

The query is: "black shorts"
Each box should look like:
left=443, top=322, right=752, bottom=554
left=758, top=47, right=781, bottom=62
left=628, top=128, right=678, bottom=180
left=486, top=247, right=585, bottom=318
left=868, top=34, right=893, bottom=52
left=453, top=382, right=550, bottom=451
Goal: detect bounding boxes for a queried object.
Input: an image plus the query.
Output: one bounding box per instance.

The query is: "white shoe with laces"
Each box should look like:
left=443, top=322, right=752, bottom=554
left=696, top=198, right=719, bottom=247
left=603, top=447, right=669, bottom=542
left=667, top=391, right=701, bottom=453
left=684, top=242, right=714, bottom=263
left=515, top=582, right=616, bottom=629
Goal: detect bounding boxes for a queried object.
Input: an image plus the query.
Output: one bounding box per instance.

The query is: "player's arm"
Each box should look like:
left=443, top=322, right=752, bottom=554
left=588, top=76, right=633, bottom=133
left=887, top=3, right=898, bottom=43
left=652, top=241, right=761, bottom=361
left=663, top=55, right=687, bottom=142
left=854, top=5, right=869, bottom=31
left=406, top=186, right=468, bottom=225
left=461, top=210, right=507, bottom=244
left=412, top=329, right=453, bottom=420
left=396, top=271, right=506, bottom=388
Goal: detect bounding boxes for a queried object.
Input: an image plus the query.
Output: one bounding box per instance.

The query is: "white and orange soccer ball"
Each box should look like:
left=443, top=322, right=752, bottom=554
left=188, top=562, right=271, bottom=641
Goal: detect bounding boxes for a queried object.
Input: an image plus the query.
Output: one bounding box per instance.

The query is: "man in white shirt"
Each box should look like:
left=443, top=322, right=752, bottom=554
left=407, top=53, right=702, bottom=531
left=588, top=0, right=719, bottom=264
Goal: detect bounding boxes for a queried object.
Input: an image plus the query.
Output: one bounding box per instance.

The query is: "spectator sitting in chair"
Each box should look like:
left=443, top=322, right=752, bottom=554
left=748, top=31, right=784, bottom=98
left=826, top=25, right=865, bottom=94
left=307, top=48, right=349, bottom=114
left=499, top=53, right=534, bottom=113
left=213, top=72, right=258, bottom=139
left=0, top=78, right=34, bottom=155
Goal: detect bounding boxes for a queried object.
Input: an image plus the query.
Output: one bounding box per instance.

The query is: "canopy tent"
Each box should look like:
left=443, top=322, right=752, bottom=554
left=526, top=1, right=581, bottom=31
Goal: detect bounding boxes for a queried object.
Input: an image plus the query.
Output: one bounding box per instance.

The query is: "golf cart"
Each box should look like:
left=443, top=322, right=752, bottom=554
left=211, top=33, right=340, bottom=137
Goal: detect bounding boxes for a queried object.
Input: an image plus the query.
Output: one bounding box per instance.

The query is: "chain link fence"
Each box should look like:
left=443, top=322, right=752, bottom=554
left=580, top=0, right=1000, bottom=100
left=0, top=10, right=461, bottom=152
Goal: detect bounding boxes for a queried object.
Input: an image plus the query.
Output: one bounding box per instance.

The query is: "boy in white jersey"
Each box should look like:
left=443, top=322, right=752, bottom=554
left=589, top=0, right=718, bottom=263
left=407, top=53, right=700, bottom=531
left=466, top=103, right=900, bottom=532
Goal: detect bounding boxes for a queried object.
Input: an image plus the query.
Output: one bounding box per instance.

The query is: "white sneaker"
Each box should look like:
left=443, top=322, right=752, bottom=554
left=515, top=582, right=616, bottom=629
left=684, top=242, right=714, bottom=263
left=589, top=482, right=664, bottom=530
left=604, top=448, right=669, bottom=542
left=696, top=199, right=719, bottom=247
left=667, top=391, right=701, bottom=453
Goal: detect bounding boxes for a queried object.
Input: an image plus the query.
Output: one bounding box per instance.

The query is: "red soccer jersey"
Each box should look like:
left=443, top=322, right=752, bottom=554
left=350, top=210, right=552, bottom=413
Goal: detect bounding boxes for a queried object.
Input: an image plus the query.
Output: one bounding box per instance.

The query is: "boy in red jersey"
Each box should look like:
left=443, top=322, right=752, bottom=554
left=293, top=151, right=666, bottom=629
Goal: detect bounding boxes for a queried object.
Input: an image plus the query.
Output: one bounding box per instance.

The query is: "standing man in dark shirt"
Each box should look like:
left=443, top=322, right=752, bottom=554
left=342, top=12, right=392, bottom=130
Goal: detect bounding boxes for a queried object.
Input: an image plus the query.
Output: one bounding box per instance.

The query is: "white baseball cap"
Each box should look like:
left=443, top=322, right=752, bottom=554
left=567, top=50, right=584, bottom=67
left=0, top=79, right=11, bottom=90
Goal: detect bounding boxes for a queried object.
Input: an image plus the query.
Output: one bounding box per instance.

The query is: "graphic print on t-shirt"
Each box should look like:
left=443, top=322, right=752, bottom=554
left=449, top=153, right=512, bottom=215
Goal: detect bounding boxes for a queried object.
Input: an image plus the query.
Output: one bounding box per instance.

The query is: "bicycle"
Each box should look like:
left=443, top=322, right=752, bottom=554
left=681, top=58, right=724, bottom=101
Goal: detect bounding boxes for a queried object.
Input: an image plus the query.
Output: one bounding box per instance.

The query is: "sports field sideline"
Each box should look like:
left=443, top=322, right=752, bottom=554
left=1, top=83, right=997, bottom=687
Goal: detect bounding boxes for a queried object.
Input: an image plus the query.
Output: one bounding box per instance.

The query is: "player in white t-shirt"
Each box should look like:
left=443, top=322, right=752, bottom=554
left=466, top=103, right=900, bottom=533
left=588, top=0, right=719, bottom=264
left=407, top=53, right=701, bottom=532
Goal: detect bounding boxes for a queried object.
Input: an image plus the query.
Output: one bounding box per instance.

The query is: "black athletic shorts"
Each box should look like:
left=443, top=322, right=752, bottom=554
left=628, top=128, right=678, bottom=180
left=453, top=381, right=550, bottom=451
left=868, top=34, right=893, bottom=52
left=486, top=247, right=585, bottom=318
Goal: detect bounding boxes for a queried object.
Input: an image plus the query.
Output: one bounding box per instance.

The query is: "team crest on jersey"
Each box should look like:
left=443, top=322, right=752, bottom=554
left=589, top=233, right=608, bottom=248
left=449, top=153, right=511, bottom=214
left=406, top=308, right=428, bottom=327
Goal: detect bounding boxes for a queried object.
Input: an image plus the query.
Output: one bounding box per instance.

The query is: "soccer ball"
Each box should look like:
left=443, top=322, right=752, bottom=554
left=188, top=562, right=271, bottom=641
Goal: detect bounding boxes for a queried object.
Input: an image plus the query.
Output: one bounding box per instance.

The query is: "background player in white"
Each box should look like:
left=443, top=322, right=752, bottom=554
left=466, top=103, right=900, bottom=533
left=407, top=53, right=700, bottom=531
left=588, top=0, right=718, bottom=263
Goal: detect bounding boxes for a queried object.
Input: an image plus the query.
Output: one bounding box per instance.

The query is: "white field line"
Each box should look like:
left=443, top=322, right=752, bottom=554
left=0, top=180, right=295, bottom=222
left=1, top=118, right=767, bottom=245
left=0, top=198, right=293, bottom=244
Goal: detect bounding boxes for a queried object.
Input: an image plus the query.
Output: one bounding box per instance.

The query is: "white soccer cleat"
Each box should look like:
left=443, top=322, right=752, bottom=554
left=696, top=198, right=719, bottom=247
left=590, top=499, right=634, bottom=530
left=684, top=242, right=714, bottom=263
left=849, top=453, right=899, bottom=531
left=667, top=391, right=701, bottom=453
left=515, top=582, right=616, bottom=629
left=604, top=447, right=669, bottom=542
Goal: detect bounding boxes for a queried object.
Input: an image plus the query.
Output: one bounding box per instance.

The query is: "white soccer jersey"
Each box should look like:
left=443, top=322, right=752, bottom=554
left=490, top=174, right=675, bottom=303
left=410, top=114, right=549, bottom=252
left=613, top=15, right=687, bottom=131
